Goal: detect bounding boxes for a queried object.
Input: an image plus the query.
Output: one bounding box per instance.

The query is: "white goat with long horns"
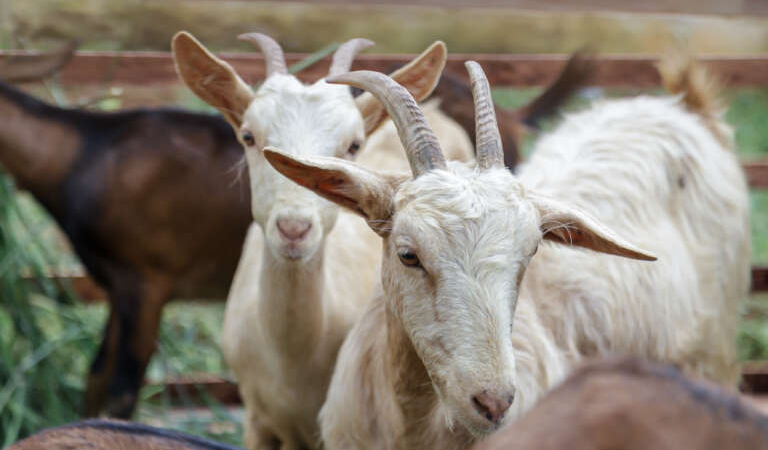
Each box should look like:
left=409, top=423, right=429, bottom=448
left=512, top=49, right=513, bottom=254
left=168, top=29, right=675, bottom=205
left=263, top=56, right=749, bottom=450
left=172, top=32, right=472, bottom=450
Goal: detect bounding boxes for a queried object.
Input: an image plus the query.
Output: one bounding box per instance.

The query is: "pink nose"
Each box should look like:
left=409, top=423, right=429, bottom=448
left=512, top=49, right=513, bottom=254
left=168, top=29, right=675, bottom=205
left=276, top=217, right=312, bottom=242
left=472, top=390, right=514, bottom=424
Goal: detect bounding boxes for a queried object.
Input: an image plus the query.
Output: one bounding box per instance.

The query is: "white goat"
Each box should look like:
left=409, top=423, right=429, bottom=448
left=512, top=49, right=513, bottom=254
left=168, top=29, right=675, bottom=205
left=262, top=56, right=750, bottom=450
left=172, top=32, right=472, bottom=450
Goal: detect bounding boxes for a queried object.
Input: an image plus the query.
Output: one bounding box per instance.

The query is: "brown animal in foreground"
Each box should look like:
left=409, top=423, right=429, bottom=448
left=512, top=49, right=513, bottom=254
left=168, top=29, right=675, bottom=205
left=473, top=357, right=768, bottom=450
left=7, top=419, right=246, bottom=450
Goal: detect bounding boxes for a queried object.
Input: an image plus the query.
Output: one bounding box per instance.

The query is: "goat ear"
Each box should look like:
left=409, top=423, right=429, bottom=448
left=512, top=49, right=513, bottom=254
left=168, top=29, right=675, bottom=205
left=530, top=194, right=657, bottom=261
left=263, top=147, right=401, bottom=236
left=356, top=41, right=447, bottom=135
left=172, top=31, right=254, bottom=129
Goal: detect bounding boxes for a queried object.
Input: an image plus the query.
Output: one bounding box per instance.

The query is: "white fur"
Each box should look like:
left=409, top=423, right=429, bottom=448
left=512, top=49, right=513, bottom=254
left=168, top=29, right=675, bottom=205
left=221, top=76, right=474, bottom=450
left=319, top=92, right=750, bottom=450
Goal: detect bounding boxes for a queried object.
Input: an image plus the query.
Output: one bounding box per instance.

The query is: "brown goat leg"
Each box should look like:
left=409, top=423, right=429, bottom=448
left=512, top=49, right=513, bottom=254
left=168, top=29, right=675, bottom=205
left=7, top=419, right=245, bottom=450
left=84, top=278, right=171, bottom=418
left=84, top=306, right=122, bottom=417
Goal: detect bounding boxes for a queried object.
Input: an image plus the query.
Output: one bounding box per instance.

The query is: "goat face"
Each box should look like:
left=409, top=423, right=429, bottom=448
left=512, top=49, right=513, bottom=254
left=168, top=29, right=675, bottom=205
left=173, top=32, right=447, bottom=262
left=240, top=76, right=363, bottom=261
left=263, top=64, right=656, bottom=437
left=384, top=165, right=539, bottom=435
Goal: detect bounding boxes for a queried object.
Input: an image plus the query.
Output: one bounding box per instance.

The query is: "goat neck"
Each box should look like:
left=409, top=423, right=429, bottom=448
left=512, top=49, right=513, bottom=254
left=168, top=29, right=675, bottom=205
left=257, top=232, right=329, bottom=355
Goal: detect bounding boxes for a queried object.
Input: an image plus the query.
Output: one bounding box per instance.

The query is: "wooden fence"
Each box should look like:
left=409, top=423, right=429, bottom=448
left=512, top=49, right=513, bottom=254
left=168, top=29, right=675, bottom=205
left=151, top=0, right=768, bottom=16
left=13, top=50, right=768, bottom=88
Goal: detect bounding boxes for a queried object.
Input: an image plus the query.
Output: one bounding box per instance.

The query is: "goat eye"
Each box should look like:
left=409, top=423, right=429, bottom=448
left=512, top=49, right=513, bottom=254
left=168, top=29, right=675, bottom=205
left=347, top=142, right=361, bottom=156
left=398, top=251, right=421, bottom=268
left=241, top=131, right=256, bottom=147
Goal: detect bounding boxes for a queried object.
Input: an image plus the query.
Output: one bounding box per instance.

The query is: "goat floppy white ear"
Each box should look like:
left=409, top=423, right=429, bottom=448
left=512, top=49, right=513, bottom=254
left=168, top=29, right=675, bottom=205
left=351, top=41, right=447, bottom=135
left=172, top=31, right=254, bottom=129
left=531, top=195, right=657, bottom=261
left=263, top=147, right=402, bottom=236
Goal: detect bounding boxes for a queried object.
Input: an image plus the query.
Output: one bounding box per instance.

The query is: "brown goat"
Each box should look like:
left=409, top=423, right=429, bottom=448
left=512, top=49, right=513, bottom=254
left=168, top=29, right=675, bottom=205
left=0, top=79, right=252, bottom=418
left=473, top=357, right=768, bottom=450
left=7, top=419, right=245, bottom=450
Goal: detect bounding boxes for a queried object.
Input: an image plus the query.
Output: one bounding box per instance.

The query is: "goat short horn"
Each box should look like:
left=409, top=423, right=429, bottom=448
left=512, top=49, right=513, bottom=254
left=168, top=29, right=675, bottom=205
left=328, top=38, right=375, bottom=77
left=466, top=61, right=504, bottom=170
left=238, top=32, right=288, bottom=77
left=328, top=70, right=446, bottom=177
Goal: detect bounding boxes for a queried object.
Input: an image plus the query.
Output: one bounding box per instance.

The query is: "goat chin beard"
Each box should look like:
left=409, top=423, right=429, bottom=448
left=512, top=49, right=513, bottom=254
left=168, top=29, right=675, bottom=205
left=463, top=419, right=503, bottom=438
left=272, top=240, right=318, bottom=263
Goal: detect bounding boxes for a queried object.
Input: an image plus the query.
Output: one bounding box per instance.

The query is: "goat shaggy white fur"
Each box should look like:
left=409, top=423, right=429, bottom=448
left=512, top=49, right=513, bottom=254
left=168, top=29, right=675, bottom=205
left=263, top=56, right=749, bottom=450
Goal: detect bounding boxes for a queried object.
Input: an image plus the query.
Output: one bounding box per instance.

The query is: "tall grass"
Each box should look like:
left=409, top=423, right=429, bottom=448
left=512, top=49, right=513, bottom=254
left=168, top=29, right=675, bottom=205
left=0, top=175, right=100, bottom=445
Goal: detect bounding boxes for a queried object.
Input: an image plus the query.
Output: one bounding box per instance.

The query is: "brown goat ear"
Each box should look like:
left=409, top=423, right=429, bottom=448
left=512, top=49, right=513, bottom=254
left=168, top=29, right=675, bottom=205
left=263, top=147, right=402, bottom=236
left=172, top=31, right=254, bottom=129
left=531, top=194, right=657, bottom=261
left=356, top=41, right=446, bottom=135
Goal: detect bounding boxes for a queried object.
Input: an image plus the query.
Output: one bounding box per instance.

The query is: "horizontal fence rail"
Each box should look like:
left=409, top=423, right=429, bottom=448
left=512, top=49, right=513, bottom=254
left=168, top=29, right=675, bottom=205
left=149, top=0, right=768, bottom=17
left=6, top=50, right=768, bottom=88
left=147, top=361, right=768, bottom=407
left=29, top=262, right=768, bottom=303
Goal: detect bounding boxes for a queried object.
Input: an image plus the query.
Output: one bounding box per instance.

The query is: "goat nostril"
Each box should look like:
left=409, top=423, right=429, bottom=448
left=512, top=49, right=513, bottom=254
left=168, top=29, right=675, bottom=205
left=472, top=391, right=513, bottom=424
left=276, top=218, right=312, bottom=242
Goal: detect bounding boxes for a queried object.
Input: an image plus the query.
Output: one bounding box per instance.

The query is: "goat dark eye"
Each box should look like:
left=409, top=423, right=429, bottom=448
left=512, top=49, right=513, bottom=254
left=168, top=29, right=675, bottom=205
left=241, top=131, right=256, bottom=146
left=398, top=251, right=421, bottom=268
left=347, top=142, right=361, bottom=156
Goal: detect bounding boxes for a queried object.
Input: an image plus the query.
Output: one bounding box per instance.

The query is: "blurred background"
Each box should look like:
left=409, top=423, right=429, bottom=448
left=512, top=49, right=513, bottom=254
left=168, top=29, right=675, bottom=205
left=0, top=0, right=767, bottom=447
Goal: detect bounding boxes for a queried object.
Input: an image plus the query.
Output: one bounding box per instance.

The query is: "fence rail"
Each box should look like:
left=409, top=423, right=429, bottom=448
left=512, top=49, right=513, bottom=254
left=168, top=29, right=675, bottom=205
left=149, top=0, right=768, bottom=17
left=7, top=50, right=768, bottom=88
left=144, top=361, right=768, bottom=406
left=6, top=48, right=767, bottom=298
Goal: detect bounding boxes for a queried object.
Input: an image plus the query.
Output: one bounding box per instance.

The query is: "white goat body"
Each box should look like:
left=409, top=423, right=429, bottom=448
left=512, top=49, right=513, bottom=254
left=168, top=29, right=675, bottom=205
left=317, top=59, right=750, bottom=450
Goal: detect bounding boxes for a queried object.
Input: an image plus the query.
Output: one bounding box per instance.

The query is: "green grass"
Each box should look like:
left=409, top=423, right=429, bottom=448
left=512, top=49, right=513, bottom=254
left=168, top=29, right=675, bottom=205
left=0, top=175, right=85, bottom=446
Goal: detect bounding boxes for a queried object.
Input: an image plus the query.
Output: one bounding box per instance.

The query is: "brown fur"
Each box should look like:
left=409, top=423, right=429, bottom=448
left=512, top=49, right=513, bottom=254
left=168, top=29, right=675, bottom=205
left=8, top=419, right=245, bottom=450
left=657, top=51, right=731, bottom=147
left=473, top=357, right=768, bottom=450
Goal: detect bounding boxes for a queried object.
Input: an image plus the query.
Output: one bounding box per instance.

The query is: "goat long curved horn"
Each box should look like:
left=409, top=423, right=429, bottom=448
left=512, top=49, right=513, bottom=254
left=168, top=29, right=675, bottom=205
left=328, top=38, right=374, bottom=77
left=238, top=32, right=287, bottom=77
left=466, top=61, right=504, bottom=170
left=328, top=70, right=446, bottom=177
